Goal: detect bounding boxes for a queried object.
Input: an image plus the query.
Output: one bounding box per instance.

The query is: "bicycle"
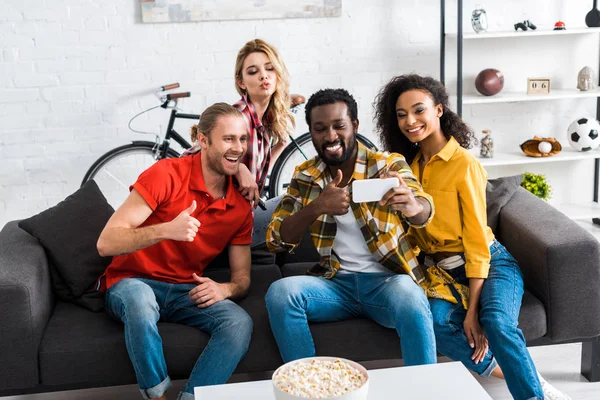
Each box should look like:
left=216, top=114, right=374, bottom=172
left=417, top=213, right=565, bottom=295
left=82, top=83, right=378, bottom=209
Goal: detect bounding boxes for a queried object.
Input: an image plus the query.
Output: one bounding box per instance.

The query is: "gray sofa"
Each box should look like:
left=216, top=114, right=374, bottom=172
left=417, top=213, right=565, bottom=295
left=1, top=183, right=600, bottom=396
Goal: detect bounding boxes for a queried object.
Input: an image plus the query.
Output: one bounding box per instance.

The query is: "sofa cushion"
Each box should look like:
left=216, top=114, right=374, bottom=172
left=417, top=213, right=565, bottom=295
left=18, top=180, right=114, bottom=312
left=311, top=318, right=404, bottom=361
left=486, top=174, right=523, bottom=234
left=518, top=291, right=547, bottom=340
left=281, top=262, right=317, bottom=277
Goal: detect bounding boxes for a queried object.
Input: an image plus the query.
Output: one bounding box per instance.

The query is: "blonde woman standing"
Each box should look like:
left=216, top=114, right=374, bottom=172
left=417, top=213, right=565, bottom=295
left=186, top=39, right=295, bottom=206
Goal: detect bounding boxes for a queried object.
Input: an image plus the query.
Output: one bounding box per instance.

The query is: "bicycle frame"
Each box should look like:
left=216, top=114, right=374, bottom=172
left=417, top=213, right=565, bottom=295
left=157, top=109, right=199, bottom=158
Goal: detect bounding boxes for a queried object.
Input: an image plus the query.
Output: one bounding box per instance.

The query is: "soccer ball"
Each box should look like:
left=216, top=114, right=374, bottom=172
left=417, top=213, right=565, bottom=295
left=567, top=117, right=600, bottom=152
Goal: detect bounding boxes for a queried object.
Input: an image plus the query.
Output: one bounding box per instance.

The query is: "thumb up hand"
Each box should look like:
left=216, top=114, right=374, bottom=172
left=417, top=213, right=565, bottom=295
left=167, top=201, right=201, bottom=242
left=316, top=169, right=350, bottom=216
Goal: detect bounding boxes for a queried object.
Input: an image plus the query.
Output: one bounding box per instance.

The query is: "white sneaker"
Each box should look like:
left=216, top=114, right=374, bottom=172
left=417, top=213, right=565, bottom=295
left=538, top=373, right=571, bottom=400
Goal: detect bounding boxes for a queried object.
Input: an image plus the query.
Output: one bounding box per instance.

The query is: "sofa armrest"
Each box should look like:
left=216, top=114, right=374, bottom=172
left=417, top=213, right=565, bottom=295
left=497, top=188, right=600, bottom=342
left=0, top=221, right=54, bottom=390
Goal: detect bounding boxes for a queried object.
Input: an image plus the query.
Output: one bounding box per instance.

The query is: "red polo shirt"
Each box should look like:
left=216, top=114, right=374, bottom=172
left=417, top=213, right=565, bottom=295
left=101, top=152, right=253, bottom=290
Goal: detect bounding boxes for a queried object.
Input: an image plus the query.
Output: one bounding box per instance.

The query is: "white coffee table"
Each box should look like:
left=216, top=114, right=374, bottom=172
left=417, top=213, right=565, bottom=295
left=194, top=361, right=492, bottom=399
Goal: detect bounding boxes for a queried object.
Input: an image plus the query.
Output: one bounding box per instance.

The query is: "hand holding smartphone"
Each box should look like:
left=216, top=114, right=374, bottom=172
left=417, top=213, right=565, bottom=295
left=351, top=177, right=400, bottom=203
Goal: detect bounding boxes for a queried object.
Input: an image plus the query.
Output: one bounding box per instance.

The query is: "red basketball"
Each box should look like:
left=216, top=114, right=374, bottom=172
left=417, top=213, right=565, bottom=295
left=475, top=68, right=504, bottom=96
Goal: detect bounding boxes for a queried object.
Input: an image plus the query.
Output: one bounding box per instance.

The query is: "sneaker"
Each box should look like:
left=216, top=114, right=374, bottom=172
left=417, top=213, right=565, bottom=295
left=538, top=373, right=571, bottom=400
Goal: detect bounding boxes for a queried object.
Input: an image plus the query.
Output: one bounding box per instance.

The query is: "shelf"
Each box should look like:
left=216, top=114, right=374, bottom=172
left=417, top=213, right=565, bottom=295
left=479, top=147, right=600, bottom=167
left=446, top=27, right=600, bottom=40
left=459, top=88, right=600, bottom=105
left=556, top=202, right=600, bottom=220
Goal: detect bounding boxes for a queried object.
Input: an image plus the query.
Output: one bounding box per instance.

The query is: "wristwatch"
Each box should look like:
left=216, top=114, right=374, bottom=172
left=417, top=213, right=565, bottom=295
left=471, top=5, right=488, bottom=33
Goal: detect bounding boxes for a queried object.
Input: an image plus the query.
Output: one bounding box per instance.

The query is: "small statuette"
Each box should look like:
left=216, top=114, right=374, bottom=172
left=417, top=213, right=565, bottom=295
left=471, top=5, right=488, bottom=33
left=577, top=66, right=595, bottom=91
left=480, top=129, right=494, bottom=158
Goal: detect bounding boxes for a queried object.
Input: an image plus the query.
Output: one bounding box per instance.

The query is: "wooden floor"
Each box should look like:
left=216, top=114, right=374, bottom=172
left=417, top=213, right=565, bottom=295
left=3, top=343, right=599, bottom=399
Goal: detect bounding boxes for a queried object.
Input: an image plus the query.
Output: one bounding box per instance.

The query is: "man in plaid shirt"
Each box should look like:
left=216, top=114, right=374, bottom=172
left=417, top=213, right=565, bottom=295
left=265, top=89, right=437, bottom=366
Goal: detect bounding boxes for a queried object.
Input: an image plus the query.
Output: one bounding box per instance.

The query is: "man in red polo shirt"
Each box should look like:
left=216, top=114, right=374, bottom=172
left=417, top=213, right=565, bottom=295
left=96, top=103, right=253, bottom=400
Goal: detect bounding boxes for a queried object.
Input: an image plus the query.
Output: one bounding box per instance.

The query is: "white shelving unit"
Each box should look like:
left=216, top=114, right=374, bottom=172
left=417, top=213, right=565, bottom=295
left=441, top=2, right=600, bottom=225
left=447, top=27, right=600, bottom=40
left=478, top=147, right=600, bottom=167
left=461, top=88, right=600, bottom=105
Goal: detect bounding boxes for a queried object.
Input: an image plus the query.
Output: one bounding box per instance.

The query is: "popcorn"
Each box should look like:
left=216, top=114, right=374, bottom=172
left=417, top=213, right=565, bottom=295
left=273, top=358, right=367, bottom=399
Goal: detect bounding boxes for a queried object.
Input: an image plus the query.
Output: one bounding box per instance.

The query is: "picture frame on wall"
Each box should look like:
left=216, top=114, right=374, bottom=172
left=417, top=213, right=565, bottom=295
left=141, top=0, right=342, bottom=23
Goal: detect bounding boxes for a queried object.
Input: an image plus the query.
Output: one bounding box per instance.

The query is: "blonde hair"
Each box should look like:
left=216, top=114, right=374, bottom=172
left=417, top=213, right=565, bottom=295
left=234, top=38, right=294, bottom=144
left=190, top=102, right=243, bottom=142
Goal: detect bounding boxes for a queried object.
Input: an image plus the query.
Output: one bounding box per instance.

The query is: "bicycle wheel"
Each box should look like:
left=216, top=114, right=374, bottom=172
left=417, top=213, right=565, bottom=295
left=82, top=141, right=180, bottom=209
left=267, top=133, right=378, bottom=198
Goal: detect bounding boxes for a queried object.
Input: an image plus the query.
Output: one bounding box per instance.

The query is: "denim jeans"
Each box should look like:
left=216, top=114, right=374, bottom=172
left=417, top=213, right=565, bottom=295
left=265, top=271, right=437, bottom=366
left=105, top=278, right=253, bottom=400
left=429, top=240, right=543, bottom=400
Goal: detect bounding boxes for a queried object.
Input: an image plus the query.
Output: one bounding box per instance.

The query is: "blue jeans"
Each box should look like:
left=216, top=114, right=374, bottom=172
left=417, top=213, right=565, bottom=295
left=105, top=278, right=253, bottom=400
left=430, top=240, right=543, bottom=400
left=265, top=272, right=437, bottom=366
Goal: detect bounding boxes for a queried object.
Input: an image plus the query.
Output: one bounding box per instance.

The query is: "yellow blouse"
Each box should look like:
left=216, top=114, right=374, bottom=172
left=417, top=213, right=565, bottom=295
left=410, top=137, right=495, bottom=308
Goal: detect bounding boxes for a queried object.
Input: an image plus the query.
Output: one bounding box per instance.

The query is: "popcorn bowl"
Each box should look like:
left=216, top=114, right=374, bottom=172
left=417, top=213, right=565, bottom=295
left=272, top=356, right=369, bottom=400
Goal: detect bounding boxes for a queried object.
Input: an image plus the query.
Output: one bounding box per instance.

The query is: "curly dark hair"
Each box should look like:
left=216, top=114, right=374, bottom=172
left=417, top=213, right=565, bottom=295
left=373, top=74, right=476, bottom=164
left=305, top=88, right=358, bottom=127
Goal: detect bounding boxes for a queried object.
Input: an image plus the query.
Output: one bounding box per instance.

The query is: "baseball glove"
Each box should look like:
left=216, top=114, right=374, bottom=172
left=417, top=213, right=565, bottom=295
left=520, top=136, right=562, bottom=157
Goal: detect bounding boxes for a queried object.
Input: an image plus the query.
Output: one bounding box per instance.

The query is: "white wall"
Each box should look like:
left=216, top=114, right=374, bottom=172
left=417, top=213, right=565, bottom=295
left=0, top=0, right=597, bottom=227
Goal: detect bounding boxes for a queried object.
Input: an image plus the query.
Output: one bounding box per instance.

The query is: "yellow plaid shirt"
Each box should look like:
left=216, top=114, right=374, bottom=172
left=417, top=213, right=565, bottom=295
left=266, top=142, right=434, bottom=281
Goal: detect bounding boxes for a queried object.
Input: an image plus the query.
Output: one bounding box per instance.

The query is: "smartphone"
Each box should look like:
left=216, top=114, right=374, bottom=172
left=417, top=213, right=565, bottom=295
left=257, top=198, right=267, bottom=210
left=351, top=178, right=399, bottom=203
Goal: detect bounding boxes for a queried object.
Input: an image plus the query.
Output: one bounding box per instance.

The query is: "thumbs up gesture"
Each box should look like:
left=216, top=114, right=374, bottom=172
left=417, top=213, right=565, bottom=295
left=379, top=171, right=423, bottom=217
left=315, top=169, right=351, bottom=216
left=166, top=200, right=201, bottom=242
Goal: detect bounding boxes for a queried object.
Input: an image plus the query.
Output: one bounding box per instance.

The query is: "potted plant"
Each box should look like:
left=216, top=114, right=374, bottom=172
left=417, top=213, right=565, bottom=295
left=521, top=172, right=552, bottom=201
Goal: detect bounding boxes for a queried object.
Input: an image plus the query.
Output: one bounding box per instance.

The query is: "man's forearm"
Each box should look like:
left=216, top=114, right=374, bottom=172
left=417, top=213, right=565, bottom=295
left=406, top=197, right=432, bottom=225
left=222, top=276, right=251, bottom=300
left=97, top=224, right=168, bottom=257
left=279, top=201, right=322, bottom=244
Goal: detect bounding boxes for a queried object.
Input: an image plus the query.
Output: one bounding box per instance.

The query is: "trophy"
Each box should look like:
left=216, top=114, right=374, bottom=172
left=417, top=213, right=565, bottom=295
left=471, top=5, right=488, bottom=33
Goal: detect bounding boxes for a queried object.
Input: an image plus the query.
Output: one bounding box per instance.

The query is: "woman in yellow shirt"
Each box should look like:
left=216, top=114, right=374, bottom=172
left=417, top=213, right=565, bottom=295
left=373, top=74, right=569, bottom=400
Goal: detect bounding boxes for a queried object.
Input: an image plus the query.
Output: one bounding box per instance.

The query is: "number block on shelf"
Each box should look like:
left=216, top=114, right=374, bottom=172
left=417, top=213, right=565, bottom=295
left=527, top=78, right=551, bottom=94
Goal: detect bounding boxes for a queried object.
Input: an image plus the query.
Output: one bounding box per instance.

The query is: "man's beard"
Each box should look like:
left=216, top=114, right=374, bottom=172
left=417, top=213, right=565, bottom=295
left=316, top=134, right=357, bottom=166
left=205, top=148, right=238, bottom=176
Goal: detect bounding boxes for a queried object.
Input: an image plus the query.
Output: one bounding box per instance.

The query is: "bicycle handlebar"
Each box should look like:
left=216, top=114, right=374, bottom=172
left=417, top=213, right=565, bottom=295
left=166, top=92, right=191, bottom=100
left=161, top=82, right=180, bottom=91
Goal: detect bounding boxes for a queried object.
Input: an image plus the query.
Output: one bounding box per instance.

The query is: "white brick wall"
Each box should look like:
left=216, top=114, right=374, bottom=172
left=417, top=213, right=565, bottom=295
left=0, top=0, right=598, bottom=227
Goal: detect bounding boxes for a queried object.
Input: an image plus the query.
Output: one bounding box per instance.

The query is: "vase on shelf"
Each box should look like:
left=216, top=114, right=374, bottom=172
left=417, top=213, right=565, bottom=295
left=586, top=0, right=600, bottom=27
left=480, top=129, right=494, bottom=158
